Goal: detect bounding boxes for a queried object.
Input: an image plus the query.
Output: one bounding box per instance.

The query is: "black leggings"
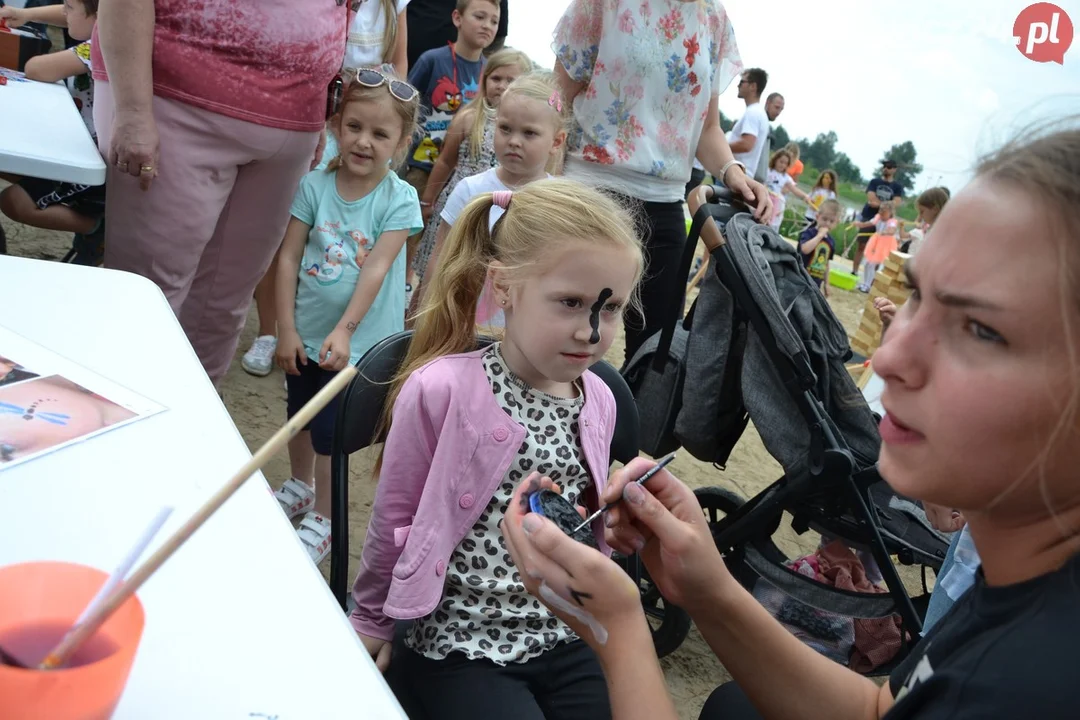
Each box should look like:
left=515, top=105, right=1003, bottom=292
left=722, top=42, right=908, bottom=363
left=698, top=682, right=763, bottom=720
left=621, top=197, right=688, bottom=364
left=387, top=627, right=610, bottom=720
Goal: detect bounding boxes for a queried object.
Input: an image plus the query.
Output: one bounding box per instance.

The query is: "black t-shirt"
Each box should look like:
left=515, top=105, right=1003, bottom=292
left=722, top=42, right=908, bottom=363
left=886, top=552, right=1080, bottom=719
left=859, top=177, right=904, bottom=223
left=406, top=0, right=509, bottom=70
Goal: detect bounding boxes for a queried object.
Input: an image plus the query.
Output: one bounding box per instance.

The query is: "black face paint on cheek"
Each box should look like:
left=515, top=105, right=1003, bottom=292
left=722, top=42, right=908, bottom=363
left=588, top=288, right=613, bottom=345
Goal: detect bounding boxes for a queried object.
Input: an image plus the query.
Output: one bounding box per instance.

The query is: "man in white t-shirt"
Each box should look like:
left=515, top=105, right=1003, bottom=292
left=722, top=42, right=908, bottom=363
left=725, top=67, right=770, bottom=178
left=753, top=92, right=785, bottom=184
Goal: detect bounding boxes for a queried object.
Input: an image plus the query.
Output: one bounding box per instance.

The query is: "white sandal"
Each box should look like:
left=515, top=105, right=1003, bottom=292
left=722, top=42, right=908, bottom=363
left=275, top=478, right=315, bottom=520
left=296, top=512, right=332, bottom=565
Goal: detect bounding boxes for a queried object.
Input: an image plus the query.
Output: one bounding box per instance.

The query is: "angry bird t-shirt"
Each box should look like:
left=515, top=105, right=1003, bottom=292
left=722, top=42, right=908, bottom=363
left=406, top=43, right=484, bottom=171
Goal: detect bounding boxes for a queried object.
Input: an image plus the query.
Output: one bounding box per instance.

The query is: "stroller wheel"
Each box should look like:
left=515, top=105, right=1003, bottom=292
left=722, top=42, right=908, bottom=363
left=696, top=485, right=746, bottom=526
left=614, top=553, right=692, bottom=659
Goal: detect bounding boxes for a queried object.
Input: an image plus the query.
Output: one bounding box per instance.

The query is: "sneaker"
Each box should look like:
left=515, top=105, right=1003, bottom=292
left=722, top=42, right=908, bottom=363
left=241, top=335, right=277, bottom=376
left=274, top=477, right=315, bottom=519
left=296, top=511, right=332, bottom=565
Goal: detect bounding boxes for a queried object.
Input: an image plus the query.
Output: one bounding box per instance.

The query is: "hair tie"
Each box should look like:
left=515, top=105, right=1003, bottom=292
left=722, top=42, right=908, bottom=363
left=492, top=190, right=513, bottom=209
left=548, top=90, right=563, bottom=113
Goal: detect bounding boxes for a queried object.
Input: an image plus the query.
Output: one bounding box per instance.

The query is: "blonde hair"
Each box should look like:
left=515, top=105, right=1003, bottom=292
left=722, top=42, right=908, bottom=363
left=376, top=179, right=644, bottom=470
left=783, top=142, right=801, bottom=161
left=327, top=75, right=420, bottom=171
left=377, top=0, right=399, bottom=65
left=498, top=72, right=568, bottom=174
left=768, top=149, right=793, bottom=170
left=816, top=198, right=841, bottom=220
left=878, top=200, right=895, bottom=214
left=462, top=48, right=534, bottom=158
left=974, top=124, right=1080, bottom=520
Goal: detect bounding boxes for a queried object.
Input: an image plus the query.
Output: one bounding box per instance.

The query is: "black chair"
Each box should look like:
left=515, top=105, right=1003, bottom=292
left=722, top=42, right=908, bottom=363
left=328, top=331, right=641, bottom=610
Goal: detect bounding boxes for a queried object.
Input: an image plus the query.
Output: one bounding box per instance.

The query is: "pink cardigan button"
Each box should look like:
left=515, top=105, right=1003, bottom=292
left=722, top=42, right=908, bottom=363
left=436, top=560, right=446, bottom=576
left=459, top=493, right=474, bottom=509
left=493, top=427, right=509, bottom=441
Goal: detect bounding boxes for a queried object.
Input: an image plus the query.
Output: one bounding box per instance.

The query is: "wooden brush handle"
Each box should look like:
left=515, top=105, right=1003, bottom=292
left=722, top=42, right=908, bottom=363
left=39, top=365, right=358, bottom=670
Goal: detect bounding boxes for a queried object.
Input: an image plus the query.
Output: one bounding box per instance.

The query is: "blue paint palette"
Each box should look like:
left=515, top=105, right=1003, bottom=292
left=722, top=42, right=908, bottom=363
left=527, top=490, right=598, bottom=549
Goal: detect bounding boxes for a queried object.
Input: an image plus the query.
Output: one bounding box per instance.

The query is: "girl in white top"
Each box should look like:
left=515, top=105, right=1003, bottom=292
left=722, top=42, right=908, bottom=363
left=804, top=169, right=839, bottom=222
left=553, top=0, right=771, bottom=362
left=416, top=73, right=567, bottom=325
left=764, top=149, right=813, bottom=231
left=345, top=0, right=409, bottom=72
left=411, top=48, right=534, bottom=292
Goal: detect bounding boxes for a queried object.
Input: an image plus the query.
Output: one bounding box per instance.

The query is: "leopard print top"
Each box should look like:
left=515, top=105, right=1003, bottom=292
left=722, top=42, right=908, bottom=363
left=405, top=344, right=590, bottom=664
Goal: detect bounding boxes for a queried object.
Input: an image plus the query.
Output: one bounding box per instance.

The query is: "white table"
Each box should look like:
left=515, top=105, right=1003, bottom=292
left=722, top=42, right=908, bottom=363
left=0, top=69, right=106, bottom=184
left=0, top=257, right=405, bottom=719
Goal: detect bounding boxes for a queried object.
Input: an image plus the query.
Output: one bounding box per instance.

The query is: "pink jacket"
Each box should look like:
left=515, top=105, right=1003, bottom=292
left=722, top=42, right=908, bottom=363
left=349, top=348, right=617, bottom=640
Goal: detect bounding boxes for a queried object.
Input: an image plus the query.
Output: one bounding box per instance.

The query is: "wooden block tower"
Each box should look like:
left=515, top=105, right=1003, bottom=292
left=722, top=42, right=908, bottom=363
left=850, top=250, right=912, bottom=357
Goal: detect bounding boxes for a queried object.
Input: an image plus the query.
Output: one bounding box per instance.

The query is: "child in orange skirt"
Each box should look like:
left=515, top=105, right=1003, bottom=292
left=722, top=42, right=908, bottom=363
left=857, top=201, right=899, bottom=292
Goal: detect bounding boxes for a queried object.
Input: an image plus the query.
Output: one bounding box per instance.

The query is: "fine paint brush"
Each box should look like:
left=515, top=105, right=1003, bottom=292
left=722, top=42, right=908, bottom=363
left=571, top=452, right=676, bottom=534
left=37, top=365, right=358, bottom=670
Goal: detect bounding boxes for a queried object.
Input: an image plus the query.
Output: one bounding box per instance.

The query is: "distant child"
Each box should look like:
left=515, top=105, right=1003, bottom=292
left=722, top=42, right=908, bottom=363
left=403, top=0, right=501, bottom=289
left=241, top=0, right=410, bottom=376
left=900, top=186, right=949, bottom=255
left=804, top=169, right=839, bottom=223
left=765, top=149, right=814, bottom=231
left=415, top=73, right=567, bottom=325
left=273, top=70, right=423, bottom=564
left=411, top=48, right=533, bottom=289
left=784, top=142, right=804, bottom=182
left=857, top=200, right=899, bottom=292
left=0, top=0, right=103, bottom=264
left=350, top=178, right=644, bottom=718
left=798, top=199, right=842, bottom=297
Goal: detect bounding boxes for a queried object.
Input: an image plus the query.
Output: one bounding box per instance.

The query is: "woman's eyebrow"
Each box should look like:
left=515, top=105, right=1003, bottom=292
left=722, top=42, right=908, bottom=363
left=907, top=261, right=1005, bottom=312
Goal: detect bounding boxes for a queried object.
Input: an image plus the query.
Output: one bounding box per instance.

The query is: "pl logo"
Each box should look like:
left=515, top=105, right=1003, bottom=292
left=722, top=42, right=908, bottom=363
left=1013, top=3, right=1073, bottom=64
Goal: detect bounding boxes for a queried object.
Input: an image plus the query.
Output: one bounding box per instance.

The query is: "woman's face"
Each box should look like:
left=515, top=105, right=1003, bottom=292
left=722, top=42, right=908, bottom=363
left=874, top=179, right=1080, bottom=520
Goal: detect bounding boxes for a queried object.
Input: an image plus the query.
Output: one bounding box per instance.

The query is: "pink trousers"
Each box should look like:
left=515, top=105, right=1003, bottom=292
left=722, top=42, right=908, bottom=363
left=94, top=82, right=319, bottom=384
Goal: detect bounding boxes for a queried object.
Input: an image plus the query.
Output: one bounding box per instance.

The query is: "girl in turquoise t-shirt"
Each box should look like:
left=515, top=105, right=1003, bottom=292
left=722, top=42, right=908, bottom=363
left=272, top=70, right=423, bottom=564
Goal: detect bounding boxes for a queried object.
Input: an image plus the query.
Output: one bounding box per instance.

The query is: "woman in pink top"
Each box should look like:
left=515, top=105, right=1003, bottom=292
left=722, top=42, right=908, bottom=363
left=91, top=0, right=345, bottom=385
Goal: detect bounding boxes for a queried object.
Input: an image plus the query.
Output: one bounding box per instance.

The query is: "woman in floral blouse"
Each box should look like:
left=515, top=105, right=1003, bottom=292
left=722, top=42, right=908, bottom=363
left=553, top=0, right=770, bottom=361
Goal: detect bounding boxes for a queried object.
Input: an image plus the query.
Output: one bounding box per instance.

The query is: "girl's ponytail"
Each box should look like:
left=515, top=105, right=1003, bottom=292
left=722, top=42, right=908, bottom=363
left=375, top=194, right=500, bottom=470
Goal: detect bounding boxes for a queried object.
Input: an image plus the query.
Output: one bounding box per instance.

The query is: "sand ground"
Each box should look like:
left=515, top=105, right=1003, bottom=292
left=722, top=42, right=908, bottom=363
left=5, top=214, right=888, bottom=719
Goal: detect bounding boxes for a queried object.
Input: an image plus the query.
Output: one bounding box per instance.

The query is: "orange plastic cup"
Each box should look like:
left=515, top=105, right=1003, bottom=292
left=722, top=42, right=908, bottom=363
left=0, top=561, right=145, bottom=720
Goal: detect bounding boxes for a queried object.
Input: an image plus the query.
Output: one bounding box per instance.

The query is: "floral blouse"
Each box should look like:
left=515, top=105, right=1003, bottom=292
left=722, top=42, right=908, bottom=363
left=553, top=0, right=743, bottom=203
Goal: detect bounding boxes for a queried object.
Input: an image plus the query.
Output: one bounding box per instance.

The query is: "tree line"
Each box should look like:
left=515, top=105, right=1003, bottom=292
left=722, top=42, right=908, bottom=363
left=720, top=113, right=923, bottom=192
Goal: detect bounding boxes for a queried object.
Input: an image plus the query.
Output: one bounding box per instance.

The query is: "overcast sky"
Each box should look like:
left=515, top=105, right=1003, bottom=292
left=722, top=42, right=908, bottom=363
left=506, top=0, right=1078, bottom=192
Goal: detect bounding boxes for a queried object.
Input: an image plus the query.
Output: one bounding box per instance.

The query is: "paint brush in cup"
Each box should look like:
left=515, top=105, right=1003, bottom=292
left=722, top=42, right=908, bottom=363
left=37, top=365, right=358, bottom=670
left=571, top=453, right=676, bottom=534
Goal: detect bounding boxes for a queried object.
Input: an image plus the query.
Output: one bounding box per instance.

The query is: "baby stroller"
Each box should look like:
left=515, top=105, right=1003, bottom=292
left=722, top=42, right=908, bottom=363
left=621, top=188, right=951, bottom=672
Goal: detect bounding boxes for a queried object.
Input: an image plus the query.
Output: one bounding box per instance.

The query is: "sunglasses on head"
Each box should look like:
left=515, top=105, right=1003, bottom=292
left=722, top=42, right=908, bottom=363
left=352, top=68, right=419, bottom=102
left=327, top=68, right=418, bottom=119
